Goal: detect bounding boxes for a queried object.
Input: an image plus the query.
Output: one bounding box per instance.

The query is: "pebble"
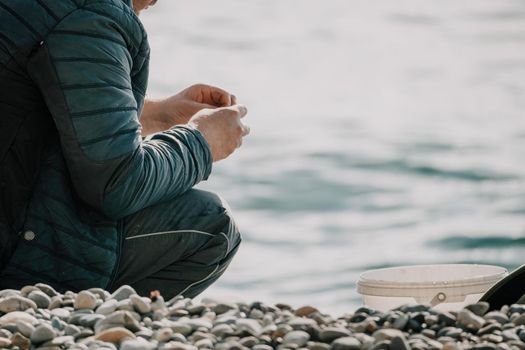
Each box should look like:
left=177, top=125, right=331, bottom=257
left=373, top=328, right=405, bottom=342
left=110, top=285, right=137, bottom=302
left=457, top=309, right=486, bottom=330
left=16, top=320, right=35, bottom=338
left=97, top=299, right=119, bottom=315
left=11, top=332, right=31, bottom=349
left=295, top=306, right=319, bottom=317
left=94, top=327, right=136, bottom=343
left=31, top=323, right=57, bottom=344
left=35, top=283, right=59, bottom=297
left=0, top=295, right=37, bottom=313
left=74, top=291, right=98, bottom=310
left=318, top=326, right=351, bottom=342
left=282, top=330, right=310, bottom=347
left=484, top=311, right=509, bottom=324
left=466, top=302, right=490, bottom=316
left=27, top=290, right=51, bottom=309
left=213, top=302, right=237, bottom=314
left=253, top=345, right=273, bottom=350
left=94, top=310, right=141, bottom=333
left=0, top=337, right=11, bottom=347
left=331, top=336, right=361, bottom=350
left=4, top=284, right=525, bottom=350
left=0, top=311, right=37, bottom=325
left=211, top=324, right=234, bottom=337
left=236, top=318, right=263, bottom=335
left=130, top=295, right=151, bottom=314
left=154, top=327, right=173, bottom=342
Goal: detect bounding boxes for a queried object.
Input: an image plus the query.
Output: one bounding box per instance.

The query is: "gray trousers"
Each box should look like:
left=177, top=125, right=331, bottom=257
left=111, top=189, right=242, bottom=299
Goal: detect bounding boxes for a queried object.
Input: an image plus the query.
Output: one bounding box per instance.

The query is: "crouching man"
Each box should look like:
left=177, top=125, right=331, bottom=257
left=0, top=0, right=249, bottom=298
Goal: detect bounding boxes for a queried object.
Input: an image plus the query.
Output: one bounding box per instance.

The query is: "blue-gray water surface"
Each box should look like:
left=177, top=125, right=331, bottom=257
left=141, top=0, right=525, bottom=315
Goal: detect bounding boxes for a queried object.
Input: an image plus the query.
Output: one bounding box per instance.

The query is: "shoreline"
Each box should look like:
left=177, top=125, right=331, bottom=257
left=0, top=284, right=522, bottom=349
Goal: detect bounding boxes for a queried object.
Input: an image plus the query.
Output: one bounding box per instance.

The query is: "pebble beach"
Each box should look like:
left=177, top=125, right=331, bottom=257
left=0, top=284, right=524, bottom=349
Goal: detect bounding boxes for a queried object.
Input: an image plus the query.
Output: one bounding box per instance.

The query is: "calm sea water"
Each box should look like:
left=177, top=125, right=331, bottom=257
left=141, top=0, right=525, bottom=315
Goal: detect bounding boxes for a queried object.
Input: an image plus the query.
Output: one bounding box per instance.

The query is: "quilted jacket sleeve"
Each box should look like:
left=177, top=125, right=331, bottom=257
left=28, top=7, right=212, bottom=219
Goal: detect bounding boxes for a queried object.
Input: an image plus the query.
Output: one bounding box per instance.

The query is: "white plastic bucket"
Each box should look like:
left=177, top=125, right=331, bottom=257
left=357, top=264, right=508, bottom=311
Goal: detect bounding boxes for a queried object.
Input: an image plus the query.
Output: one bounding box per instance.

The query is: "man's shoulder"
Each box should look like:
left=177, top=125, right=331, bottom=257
left=56, top=0, right=148, bottom=55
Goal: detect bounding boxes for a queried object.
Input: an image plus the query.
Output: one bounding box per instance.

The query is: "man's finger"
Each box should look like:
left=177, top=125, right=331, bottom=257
left=210, top=88, right=232, bottom=107
left=241, top=123, right=250, bottom=136
left=231, top=94, right=238, bottom=105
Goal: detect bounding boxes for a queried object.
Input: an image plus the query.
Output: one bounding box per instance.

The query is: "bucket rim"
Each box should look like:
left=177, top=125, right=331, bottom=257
left=357, top=263, right=508, bottom=291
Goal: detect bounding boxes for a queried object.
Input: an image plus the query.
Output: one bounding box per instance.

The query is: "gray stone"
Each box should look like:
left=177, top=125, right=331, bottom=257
left=30, top=323, right=57, bottom=344
left=20, top=286, right=39, bottom=297
left=74, top=291, right=98, bottom=310
left=282, top=330, right=310, bottom=347
left=331, top=336, right=361, bottom=350
left=51, top=316, right=66, bottom=331
left=0, top=311, right=37, bottom=325
left=513, top=313, right=525, bottom=326
left=288, top=317, right=318, bottom=330
left=35, top=283, right=59, bottom=297
left=50, top=307, right=70, bottom=320
left=48, top=296, right=62, bottom=309
left=211, top=324, right=234, bottom=337
left=318, top=326, right=351, bottom=342
left=306, top=342, right=330, bottom=350
left=0, top=295, right=37, bottom=313
left=74, top=313, right=106, bottom=328
left=65, top=324, right=81, bottom=336
left=27, top=290, right=51, bottom=309
left=502, top=329, right=520, bottom=342
left=154, top=327, right=173, bottom=342
left=158, top=341, right=197, bottom=350
left=372, top=329, right=404, bottom=343
left=187, top=304, right=205, bottom=315
left=94, top=310, right=141, bottom=333
left=170, top=321, right=193, bottom=335
left=213, top=303, right=237, bottom=314
left=43, top=335, right=75, bottom=347
left=252, top=345, right=273, bottom=350
left=466, top=302, right=490, bottom=316
left=0, top=289, right=20, bottom=298
left=239, top=336, right=259, bottom=347
left=120, top=337, right=156, bottom=350
left=390, top=335, right=410, bottom=350
left=109, top=285, right=136, bottom=302
left=400, top=304, right=430, bottom=313
left=392, top=314, right=409, bottom=330
left=478, top=323, right=502, bottom=336
left=484, top=311, right=509, bottom=324
left=236, top=318, right=262, bottom=336
left=88, top=288, right=110, bottom=301
left=438, top=312, right=456, bottom=326
left=16, top=320, right=34, bottom=338
left=116, top=299, right=135, bottom=312
left=194, top=338, right=214, bottom=348
left=97, top=299, right=118, bottom=315
left=457, top=309, right=486, bottom=330
left=185, top=317, right=213, bottom=330
left=130, top=295, right=151, bottom=314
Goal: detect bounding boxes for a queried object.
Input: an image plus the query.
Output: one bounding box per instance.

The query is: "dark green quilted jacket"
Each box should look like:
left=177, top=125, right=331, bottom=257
left=0, top=0, right=212, bottom=291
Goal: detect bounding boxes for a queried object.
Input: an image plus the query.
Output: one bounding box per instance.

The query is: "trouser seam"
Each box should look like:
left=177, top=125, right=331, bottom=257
left=125, top=229, right=231, bottom=259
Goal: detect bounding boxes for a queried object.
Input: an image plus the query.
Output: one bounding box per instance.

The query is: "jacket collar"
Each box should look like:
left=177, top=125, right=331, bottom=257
left=122, top=0, right=133, bottom=8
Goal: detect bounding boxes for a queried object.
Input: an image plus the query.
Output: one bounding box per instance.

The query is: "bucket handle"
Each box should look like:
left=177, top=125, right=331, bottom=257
left=415, top=292, right=468, bottom=306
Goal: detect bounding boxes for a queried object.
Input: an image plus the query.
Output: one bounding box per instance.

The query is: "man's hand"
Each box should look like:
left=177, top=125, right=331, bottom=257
left=188, top=105, right=250, bottom=162
left=140, top=84, right=237, bottom=136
